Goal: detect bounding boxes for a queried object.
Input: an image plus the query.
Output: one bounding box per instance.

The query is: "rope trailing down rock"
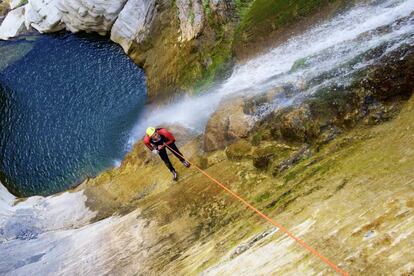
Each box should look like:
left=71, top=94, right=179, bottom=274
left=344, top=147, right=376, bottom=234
left=164, top=143, right=349, bottom=275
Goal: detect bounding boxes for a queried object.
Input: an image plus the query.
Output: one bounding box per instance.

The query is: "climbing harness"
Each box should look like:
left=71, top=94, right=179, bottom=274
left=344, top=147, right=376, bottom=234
left=164, top=143, right=348, bottom=275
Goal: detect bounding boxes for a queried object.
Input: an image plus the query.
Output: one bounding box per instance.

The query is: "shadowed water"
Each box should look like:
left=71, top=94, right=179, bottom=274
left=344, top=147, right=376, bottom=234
left=0, top=33, right=147, bottom=196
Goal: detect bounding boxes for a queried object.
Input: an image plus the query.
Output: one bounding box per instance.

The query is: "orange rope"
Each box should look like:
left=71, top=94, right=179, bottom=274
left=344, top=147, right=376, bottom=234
left=164, top=143, right=348, bottom=275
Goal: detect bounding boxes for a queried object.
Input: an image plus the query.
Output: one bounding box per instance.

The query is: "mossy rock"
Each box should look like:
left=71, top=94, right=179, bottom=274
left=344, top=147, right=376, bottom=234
left=225, top=139, right=252, bottom=160
left=251, top=132, right=263, bottom=146
left=195, top=155, right=209, bottom=169
left=290, top=57, right=309, bottom=72
left=252, top=146, right=278, bottom=169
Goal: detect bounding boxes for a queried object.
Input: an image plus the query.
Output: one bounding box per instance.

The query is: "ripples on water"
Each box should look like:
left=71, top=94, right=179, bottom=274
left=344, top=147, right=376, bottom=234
left=0, top=33, right=147, bottom=197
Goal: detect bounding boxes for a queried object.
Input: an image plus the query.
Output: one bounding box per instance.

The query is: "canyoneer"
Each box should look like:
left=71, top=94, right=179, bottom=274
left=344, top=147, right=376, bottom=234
left=143, top=127, right=190, bottom=180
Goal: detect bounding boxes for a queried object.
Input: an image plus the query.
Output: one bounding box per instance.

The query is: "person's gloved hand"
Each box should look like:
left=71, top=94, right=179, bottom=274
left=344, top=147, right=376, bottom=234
left=157, top=145, right=165, bottom=150
left=152, top=149, right=159, bottom=155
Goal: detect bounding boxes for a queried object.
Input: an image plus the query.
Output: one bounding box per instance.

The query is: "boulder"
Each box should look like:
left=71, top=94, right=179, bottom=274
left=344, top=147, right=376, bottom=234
left=225, top=139, right=252, bottom=160
left=252, top=147, right=275, bottom=169
left=270, top=104, right=321, bottom=143
left=23, top=0, right=128, bottom=35
left=110, top=0, right=156, bottom=53
left=204, top=97, right=255, bottom=151
left=24, top=0, right=64, bottom=33
left=58, top=0, right=127, bottom=34
left=0, top=6, right=27, bottom=40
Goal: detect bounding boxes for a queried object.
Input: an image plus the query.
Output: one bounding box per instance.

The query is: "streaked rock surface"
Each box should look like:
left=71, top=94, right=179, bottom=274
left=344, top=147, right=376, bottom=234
left=110, top=0, right=156, bottom=53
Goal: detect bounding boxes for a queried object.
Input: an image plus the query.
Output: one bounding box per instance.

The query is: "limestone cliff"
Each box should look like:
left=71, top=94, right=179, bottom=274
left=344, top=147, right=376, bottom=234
left=0, top=0, right=350, bottom=99
left=1, top=0, right=414, bottom=274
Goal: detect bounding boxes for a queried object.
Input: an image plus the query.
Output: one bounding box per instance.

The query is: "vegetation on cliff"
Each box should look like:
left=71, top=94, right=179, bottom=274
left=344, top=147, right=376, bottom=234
left=128, top=0, right=352, bottom=99
left=1, top=0, right=413, bottom=274
left=78, top=37, right=414, bottom=274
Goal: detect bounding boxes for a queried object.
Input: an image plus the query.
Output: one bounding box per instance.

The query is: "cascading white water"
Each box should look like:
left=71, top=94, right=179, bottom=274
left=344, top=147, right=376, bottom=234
left=1, top=0, right=414, bottom=274
left=128, top=0, right=414, bottom=145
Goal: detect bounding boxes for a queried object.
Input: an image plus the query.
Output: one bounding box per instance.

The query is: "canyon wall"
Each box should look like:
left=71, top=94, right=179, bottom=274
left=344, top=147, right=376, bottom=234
left=0, top=0, right=347, bottom=99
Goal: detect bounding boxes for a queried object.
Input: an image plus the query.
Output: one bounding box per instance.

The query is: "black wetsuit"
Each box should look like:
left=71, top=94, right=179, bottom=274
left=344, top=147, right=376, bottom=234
left=150, top=134, right=185, bottom=172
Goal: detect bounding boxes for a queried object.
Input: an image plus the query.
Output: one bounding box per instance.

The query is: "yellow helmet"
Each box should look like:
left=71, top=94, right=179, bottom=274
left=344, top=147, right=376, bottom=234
left=146, top=127, right=156, bottom=137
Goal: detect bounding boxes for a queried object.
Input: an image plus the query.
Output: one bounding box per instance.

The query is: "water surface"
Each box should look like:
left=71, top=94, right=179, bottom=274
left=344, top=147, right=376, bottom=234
left=0, top=33, right=147, bottom=196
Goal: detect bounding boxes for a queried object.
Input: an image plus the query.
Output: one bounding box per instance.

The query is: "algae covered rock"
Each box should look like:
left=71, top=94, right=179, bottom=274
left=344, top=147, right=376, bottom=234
left=252, top=143, right=295, bottom=170
left=252, top=146, right=274, bottom=169
left=273, top=145, right=311, bottom=175
left=225, top=139, right=252, bottom=160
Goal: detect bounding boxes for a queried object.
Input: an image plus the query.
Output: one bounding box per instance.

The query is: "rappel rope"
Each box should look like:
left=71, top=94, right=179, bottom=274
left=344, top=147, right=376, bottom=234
left=164, top=143, right=348, bottom=275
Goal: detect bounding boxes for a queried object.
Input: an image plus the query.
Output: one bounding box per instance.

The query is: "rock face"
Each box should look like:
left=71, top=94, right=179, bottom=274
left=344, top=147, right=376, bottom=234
left=1, top=0, right=130, bottom=38
left=208, top=0, right=232, bottom=22
left=204, top=96, right=255, bottom=151
left=0, top=0, right=355, bottom=100
left=110, top=0, right=156, bottom=53
left=176, top=0, right=204, bottom=41
left=24, top=0, right=127, bottom=34
left=58, top=0, right=127, bottom=34
left=69, top=92, right=414, bottom=275
left=0, top=6, right=26, bottom=40
left=0, top=0, right=239, bottom=99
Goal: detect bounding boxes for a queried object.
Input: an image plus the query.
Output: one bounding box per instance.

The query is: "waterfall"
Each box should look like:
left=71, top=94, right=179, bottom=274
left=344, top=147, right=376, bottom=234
left=1, top=0, right=414, bottom=274
left=128, top=0, right=414, bottom=145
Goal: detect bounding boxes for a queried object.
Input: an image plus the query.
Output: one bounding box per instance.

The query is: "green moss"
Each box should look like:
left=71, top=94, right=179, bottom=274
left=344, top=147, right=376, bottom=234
left=225, top=139, right=252, bottom=160
left=202, top=0, right=212, bottom=19
left=234, top=0, right=253, bottom=18
left=290, top=57, right=309, bottom=72
left=196, top=155, right=209, bottom=169
left=191, top=37, right=234, bottom=93
left=189, top=10, right=195, bottom=25
left=254, top=191, right=272, bottom=203
left=235, top=0, right=339, bottom=47
left=251, top=132, right=263, bottom=146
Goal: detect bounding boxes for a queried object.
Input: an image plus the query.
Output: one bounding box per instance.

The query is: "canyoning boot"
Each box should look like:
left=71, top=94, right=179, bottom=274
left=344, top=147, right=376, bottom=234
left=172, top=170, right=178, bottom=181
left=182, top=160, right=191, bottom=168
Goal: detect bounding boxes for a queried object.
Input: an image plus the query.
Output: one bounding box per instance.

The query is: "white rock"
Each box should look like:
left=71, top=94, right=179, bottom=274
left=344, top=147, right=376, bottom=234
left=176, top=0, right=204, bottom=42
left=110, top=0, right=156, bottom=53
left=59, top=0, right=127, bottom=34
left=78, top=6, right=87, bottom=17
left=0, top=6, right=27, bottom=40
left=25, top=0, right=64, bottom=33
left=23, top=0, right=128, bottom=35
